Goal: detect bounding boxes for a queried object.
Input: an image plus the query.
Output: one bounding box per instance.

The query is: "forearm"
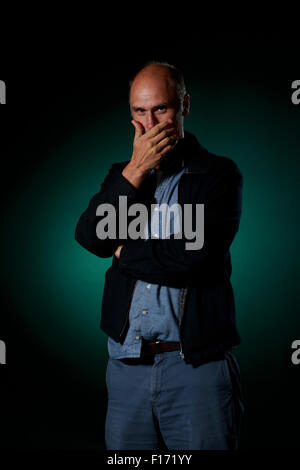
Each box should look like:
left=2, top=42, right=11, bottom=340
left=118, top=165, right=243, bottom=286
left=75, top=164, right=139, bottom=258
left=121, top=162, right=147, bottom=189
left=118, top=224, right=238, bottom=287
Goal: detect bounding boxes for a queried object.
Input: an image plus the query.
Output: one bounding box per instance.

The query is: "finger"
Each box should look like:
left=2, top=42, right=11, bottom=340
left=131, top=120, right=145, bottom=139
left=151, top=127, right=178, bottom=146
left=157, top=144, right=173, bottom=160
left=155, top=134, right=178, bottom=153
left=147, top=119, right=174, bottom=138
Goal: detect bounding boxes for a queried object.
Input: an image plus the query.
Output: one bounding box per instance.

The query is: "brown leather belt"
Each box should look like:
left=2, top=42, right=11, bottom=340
left=141, top=339, right=180, bottom=355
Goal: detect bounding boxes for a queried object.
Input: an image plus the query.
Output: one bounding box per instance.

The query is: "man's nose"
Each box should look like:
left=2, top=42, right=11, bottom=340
left=145, top=112, right=158, bottom=130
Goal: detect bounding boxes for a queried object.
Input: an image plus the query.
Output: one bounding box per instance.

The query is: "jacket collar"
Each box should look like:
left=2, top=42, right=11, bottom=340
left=181, top=130, right=209, bottom=173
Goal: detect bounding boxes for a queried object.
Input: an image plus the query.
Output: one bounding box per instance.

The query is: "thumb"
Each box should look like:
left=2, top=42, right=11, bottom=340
left=131, top=120, right=144, bottom=139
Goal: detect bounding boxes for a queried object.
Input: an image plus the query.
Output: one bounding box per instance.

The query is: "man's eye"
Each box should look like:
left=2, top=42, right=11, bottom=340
left=157, top=106, right=167, bottom=112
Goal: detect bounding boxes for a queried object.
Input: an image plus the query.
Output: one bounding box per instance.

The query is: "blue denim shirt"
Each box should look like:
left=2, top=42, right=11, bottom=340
left=108, top=160, right=185, bottom=358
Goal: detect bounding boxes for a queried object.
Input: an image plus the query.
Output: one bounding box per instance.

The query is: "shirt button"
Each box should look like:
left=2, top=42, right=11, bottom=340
left=142, top=310, right=148, bottom=315
left=146, top=284, right=151, bottom=289
left=154, top=207, right=158, bottom=211
left=135, top=336, right=140, bottom=340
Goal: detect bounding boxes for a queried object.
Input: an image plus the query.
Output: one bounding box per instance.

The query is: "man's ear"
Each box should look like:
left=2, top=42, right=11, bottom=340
left=182, top=94, right=190, bottom=117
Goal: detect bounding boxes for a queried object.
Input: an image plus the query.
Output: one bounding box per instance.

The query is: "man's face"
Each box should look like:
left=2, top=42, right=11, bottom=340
left=129, top=67, right=186, bottom=138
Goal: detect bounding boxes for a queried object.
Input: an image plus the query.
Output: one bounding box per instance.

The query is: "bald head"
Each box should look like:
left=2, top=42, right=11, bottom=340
left=129, top=63, right=186, bottom=105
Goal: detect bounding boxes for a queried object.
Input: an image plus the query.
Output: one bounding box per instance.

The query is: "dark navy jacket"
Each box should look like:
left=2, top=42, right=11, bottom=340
left=75, top=131, right=243, bottom=364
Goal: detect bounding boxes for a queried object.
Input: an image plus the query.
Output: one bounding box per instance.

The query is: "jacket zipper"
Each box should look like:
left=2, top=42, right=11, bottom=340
left=119, top=279, right=138, bottom=340
left=179, top=286, right=188, bottom=359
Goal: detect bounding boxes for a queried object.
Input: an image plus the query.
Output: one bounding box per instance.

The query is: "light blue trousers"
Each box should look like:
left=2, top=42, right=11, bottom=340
left=105, top=349, right=244, bottom=450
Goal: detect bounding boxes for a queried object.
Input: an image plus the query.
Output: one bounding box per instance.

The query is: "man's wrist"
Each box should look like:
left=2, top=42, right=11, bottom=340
left=122, top=162, right=147, bottom=189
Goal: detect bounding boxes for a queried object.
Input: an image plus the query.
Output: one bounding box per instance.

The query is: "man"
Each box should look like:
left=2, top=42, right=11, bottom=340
left=75, top=61, right=244, bottom=450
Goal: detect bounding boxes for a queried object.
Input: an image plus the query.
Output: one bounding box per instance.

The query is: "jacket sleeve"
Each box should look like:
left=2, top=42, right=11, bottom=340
left=118, top=163, right=243, bottom=287
left=75, top=163, right=139, bottom=258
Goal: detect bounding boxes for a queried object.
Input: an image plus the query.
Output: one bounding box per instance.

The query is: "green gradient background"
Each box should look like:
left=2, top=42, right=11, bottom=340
left=1, top=49, right=300, bottom=449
